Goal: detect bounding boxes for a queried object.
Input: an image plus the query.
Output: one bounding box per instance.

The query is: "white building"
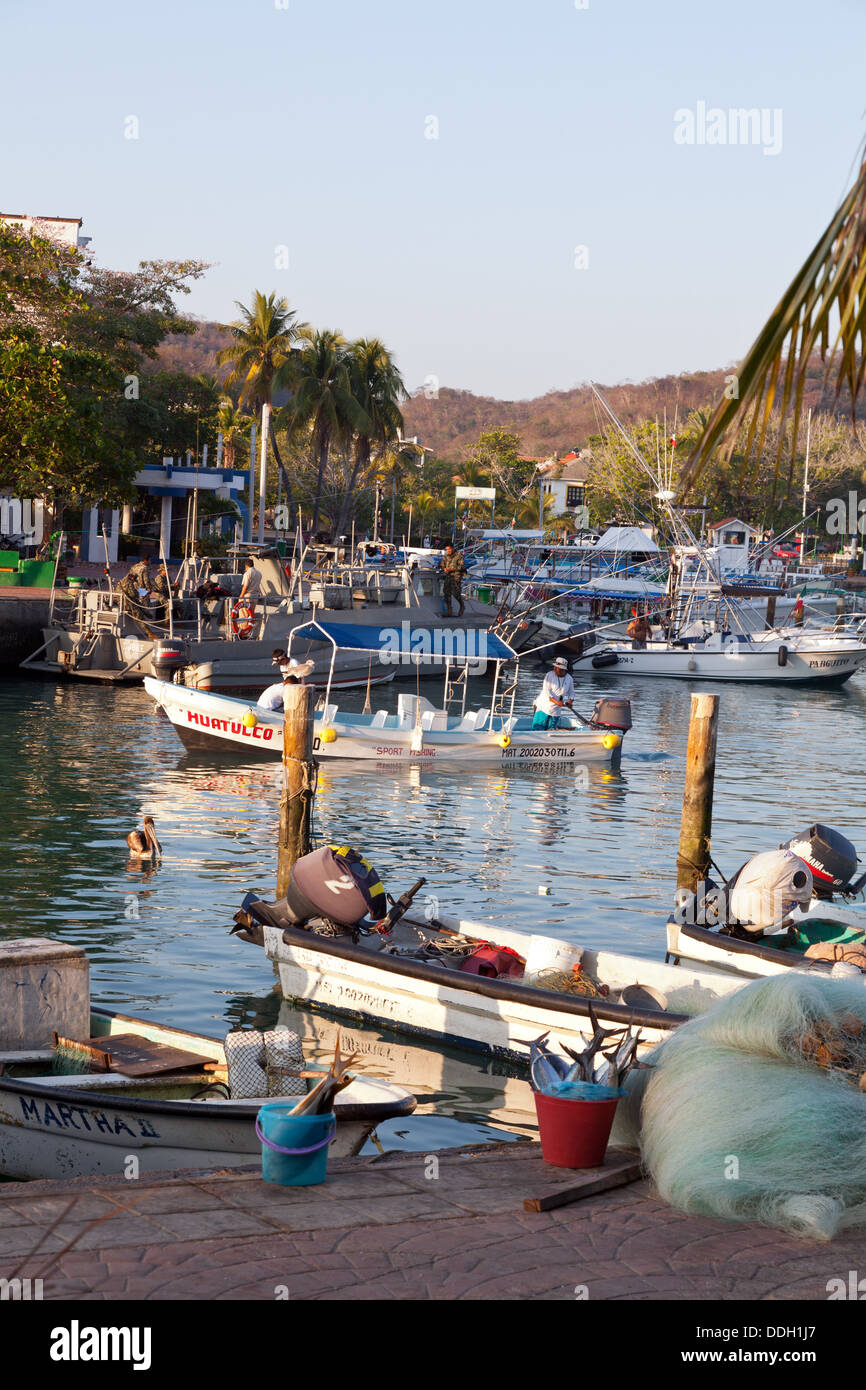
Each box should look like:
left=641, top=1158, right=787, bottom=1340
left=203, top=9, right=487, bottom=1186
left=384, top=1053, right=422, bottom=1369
left=538, top=450, right=591, bottom=526
left=0, top=213, right=91, bottom=252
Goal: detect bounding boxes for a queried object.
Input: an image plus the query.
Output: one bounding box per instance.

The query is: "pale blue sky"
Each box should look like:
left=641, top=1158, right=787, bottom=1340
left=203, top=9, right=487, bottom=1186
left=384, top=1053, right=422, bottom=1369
left=3, top=0, right=865, bottom=399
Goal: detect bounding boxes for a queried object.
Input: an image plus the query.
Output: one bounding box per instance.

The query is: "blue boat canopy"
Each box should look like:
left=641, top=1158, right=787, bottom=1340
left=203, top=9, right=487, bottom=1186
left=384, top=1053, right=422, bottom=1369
left=290, top=620, right=517, bottom=662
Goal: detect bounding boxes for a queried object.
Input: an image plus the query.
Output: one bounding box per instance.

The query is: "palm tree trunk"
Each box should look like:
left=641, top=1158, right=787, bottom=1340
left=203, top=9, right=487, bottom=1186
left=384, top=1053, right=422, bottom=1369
left=311, top=434, right=329, bottom=534
left=269, top=424, right=296, bottom=529
left=334, top=440, right=369, bottom=537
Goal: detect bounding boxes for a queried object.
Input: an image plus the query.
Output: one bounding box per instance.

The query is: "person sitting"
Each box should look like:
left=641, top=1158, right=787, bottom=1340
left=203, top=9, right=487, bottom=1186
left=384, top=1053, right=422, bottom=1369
left=626, top=612, right=652, bottom=648
left=531, top=656, right=575, bottom=729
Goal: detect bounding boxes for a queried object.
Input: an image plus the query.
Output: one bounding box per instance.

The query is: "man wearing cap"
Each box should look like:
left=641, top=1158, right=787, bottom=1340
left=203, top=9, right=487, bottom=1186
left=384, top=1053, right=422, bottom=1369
left=440, top=543, right=466, bottom=617
left=532, top=655, right=575, bottom=729
left=271, top=649, right=314, bottom=683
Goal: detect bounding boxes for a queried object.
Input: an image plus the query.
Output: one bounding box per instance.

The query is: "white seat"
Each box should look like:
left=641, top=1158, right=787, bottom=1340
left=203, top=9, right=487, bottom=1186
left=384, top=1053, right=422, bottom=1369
left=457, top=712, right=478, bottom=731
left=422, top=710, right=448, bottom=730
left=321, top=703, right=338, bottom=724
left=370, top=710, right=388, bottom=727
left=474, top=708, right=490, bottom=731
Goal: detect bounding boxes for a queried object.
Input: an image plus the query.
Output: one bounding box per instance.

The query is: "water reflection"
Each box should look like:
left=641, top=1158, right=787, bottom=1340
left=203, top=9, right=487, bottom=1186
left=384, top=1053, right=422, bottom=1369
left=2, top=668, right=865, bottom=1147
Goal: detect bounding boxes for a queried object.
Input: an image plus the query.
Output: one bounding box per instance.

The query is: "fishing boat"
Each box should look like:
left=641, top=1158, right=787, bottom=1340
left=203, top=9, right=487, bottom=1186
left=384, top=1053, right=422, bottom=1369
left=666, top=824, right=866, bottom=978
left=0, top=1007, right=416, bottom=1181
left=144, top=620, right=633, bottom=764
left=234, top=900, right=745, bottom=1061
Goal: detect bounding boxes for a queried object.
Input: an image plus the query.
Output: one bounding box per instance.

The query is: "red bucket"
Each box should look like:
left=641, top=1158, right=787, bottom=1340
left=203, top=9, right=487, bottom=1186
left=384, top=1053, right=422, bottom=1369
left=534, top=1090, right=620, bottom=1169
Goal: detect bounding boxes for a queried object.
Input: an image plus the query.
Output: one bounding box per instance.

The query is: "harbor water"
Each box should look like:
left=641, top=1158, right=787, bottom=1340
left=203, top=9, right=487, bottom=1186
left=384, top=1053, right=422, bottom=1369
left=2, top=667, right=865, bottom=1151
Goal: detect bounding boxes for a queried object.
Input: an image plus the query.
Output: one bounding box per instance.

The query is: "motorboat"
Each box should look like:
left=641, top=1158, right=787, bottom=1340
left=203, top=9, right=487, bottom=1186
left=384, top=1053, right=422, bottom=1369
left=144, top=620, right=633, bottom=764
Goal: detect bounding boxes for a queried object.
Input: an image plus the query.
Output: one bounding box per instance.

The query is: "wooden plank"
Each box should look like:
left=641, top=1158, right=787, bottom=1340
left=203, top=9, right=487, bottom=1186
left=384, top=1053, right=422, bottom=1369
left=0, top=1049, right=56, bottom=1065
left=523, top=1150, right=643, bottom=1213
left=53, top=1033, right=112, bottom=1071
left=87, top=1033, right=213, bottom=1077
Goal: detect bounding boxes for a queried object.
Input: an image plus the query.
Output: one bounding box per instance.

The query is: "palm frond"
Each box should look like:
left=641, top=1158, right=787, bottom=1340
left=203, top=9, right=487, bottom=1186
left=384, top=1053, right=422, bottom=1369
left=681, top=150, right=866, bottom=495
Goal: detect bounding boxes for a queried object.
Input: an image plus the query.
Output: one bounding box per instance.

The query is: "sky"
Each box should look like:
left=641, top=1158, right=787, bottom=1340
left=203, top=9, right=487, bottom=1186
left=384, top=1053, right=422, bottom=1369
left=3, top=0, right=866, bottom=401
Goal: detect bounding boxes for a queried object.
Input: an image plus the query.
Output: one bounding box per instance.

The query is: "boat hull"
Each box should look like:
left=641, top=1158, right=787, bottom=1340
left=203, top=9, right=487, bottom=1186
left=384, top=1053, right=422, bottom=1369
left=0, top=1008, right=415, bottom=1181
left=263, top=917, right=742, bottom=1061
left=572, top=640, right=866, bottom=684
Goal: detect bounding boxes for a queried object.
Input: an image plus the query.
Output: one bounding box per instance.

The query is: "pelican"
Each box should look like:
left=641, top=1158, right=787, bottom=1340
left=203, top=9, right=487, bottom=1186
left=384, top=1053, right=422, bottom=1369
left=126, top=816, right=162, bottom=859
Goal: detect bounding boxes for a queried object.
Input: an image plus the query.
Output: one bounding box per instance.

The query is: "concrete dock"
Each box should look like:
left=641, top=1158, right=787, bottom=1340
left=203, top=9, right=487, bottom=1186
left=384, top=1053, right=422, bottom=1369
left=1, top=1141, right=863, bottom=1300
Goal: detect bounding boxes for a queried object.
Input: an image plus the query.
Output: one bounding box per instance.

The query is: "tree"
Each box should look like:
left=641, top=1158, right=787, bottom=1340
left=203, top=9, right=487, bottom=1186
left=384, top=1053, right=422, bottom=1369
left=332, top=338, right=406, bottom=537
left=466, top=429, right=536, bottom=510
left=0, top=224, right=211, bottom=510
left=278, top=330, right=368, bottom=533
left=217, top=397, right=253, bottom=471
left=217, top=291, right=303, bottom=529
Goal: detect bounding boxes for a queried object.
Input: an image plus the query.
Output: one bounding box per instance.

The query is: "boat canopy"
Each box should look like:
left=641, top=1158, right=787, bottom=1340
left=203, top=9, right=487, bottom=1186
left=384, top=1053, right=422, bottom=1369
left=291, top=620, right=517, bottom=662
left=467, top=529, right=544, bottom=541
left=593, top=526, right=659, bottom=553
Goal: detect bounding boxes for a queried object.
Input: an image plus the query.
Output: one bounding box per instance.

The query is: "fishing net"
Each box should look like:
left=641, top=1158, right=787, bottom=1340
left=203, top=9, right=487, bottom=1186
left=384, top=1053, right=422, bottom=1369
left=636, top=973, right=866, bottom=1240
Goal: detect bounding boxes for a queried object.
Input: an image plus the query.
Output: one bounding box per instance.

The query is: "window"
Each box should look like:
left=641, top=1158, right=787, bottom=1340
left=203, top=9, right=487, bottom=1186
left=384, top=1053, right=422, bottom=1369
left=566, top=485, right=585, bottom=508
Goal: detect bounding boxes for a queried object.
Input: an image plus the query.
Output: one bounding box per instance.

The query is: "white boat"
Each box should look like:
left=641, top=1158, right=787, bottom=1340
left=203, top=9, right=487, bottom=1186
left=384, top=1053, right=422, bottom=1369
left=572, top=628, right=866, bottom=684
left=0, top=1007, right=416, bottom=1181
left=235, top=904, right=746, bottom=1061
left=665, top=899, right=866, bottom=978
left=145, top=620, right=632, bottom=764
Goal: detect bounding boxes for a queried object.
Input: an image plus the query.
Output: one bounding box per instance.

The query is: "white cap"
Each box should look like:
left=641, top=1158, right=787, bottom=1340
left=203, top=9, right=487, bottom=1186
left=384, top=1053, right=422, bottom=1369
left=553, top=656, right=568, bottom=669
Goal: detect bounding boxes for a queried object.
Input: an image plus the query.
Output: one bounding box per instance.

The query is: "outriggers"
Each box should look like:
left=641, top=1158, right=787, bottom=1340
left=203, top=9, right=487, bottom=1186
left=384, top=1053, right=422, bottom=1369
left=144, top=618, right=632, bottom=764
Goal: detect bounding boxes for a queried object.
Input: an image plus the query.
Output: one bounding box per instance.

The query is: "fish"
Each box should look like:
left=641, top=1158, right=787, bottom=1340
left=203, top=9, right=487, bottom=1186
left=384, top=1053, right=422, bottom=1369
left=517, top=1032, right=570, bottom=1090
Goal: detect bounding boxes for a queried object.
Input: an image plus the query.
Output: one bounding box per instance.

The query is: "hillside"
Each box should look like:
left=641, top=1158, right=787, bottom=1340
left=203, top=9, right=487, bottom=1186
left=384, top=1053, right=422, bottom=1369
left=157, top=321, right=864, bottom=460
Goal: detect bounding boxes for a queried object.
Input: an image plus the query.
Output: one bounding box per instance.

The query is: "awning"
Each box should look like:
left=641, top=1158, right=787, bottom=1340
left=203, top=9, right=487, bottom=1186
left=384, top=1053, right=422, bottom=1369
left=290, top=620, right=516, bottom=661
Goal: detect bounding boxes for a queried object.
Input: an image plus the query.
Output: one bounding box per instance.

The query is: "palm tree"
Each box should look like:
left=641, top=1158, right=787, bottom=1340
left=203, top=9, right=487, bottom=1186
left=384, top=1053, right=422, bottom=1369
left=216, top=397, right=252, bottom=470
left=333, top=339, right=406, bottom=538
left=277, top=330, right=368, bottom=534
left=682, top=148, right=866, bottom=496
left=217, top=291, right=303, bottom=532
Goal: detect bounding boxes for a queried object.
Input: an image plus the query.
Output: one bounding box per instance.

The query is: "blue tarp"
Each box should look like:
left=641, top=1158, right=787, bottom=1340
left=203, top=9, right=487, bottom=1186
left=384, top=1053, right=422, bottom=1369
left=291, top=620, right=517, bottom=661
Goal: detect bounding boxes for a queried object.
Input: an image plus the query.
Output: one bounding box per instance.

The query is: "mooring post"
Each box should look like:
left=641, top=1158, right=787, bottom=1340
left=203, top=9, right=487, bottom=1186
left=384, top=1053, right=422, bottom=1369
left=676, top=691, right=720, bottom=896
left=765, top=593, right=777, bottom=629
left=277, top=684, right=316, bottom=897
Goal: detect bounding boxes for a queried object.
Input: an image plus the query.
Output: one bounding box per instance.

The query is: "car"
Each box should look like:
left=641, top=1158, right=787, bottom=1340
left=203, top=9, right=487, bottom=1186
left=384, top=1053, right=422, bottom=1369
left=773, top=544, right=801, bottom=561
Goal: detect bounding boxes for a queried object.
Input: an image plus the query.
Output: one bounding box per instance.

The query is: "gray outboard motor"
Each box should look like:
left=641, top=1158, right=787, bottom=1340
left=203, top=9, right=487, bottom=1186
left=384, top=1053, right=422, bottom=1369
left=590, top=697, right=632, bottom=732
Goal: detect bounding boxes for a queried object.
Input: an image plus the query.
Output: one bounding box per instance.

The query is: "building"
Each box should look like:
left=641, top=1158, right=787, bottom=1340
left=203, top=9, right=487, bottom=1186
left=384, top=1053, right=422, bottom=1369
left=538, top=450, right=591, bottom=525
left=0, top=213, right=91, bottom=252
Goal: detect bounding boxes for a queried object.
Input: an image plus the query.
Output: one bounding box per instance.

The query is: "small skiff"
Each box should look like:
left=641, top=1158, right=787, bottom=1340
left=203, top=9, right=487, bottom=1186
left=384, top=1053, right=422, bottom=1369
left=236, top=906, right=746, bottom=1060
left=666, top=898, right=866, bottom=978
left=0, top=1008, right=416, bottom=1181
left=144, top=676, right=628, bottom=765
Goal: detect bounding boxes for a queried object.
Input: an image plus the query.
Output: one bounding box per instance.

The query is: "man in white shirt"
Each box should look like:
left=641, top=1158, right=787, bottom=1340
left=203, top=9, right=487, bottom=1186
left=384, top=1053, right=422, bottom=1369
left=532, top=656, right=575, bottom=729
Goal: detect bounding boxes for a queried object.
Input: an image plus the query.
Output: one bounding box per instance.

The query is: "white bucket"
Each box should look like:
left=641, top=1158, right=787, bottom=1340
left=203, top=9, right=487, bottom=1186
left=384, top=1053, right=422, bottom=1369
left=524, top=934, right=584, bottom=985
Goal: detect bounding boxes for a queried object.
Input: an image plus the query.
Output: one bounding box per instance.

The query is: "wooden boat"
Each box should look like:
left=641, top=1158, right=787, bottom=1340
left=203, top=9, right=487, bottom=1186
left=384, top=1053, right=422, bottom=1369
left=0, top=1008, right=416, bottom=1181
left=235, top=905, right=745, bottom=1060
left=666, top=898, right=866, bottom=978
left=145, top=618, right=631, bottom=764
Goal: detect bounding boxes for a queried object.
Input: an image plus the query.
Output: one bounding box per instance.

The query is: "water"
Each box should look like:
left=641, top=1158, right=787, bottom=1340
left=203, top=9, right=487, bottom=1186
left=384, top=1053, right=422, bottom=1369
left=1, top=668, right=865, bottom=1148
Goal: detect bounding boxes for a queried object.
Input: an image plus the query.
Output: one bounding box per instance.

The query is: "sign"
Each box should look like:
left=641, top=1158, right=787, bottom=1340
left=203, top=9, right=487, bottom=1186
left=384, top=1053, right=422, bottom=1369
left=455, top=486, right=496, bottom=501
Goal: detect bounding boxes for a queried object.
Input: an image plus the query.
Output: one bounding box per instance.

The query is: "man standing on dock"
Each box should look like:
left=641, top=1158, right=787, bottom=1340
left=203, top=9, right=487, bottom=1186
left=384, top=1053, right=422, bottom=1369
left=441, top=543, right=466, bottom=617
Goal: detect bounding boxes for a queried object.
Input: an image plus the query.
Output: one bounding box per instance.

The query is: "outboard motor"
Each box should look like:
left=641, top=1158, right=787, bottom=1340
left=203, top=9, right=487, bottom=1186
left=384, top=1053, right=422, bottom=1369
left=781, top=824, right=865, bottom=899
left=728, top=849, right=813, bottom=932
left=590, top=697, right=632, bottom=732
left=152, top=639, right=189, bottom=680
left=242, top=846, right=387, bottom=931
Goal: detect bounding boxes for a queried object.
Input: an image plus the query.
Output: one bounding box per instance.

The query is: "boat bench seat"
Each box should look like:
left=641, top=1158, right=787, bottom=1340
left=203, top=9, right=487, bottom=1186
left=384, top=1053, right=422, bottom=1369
left=370, top=710, right=388, bottom=727
left=421, top=711, right=448, bottom=730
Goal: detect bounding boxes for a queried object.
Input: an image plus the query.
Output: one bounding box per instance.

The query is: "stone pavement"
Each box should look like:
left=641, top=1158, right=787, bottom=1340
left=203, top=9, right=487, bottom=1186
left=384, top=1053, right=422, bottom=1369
left=1, top=1142, right=863, bottom=1301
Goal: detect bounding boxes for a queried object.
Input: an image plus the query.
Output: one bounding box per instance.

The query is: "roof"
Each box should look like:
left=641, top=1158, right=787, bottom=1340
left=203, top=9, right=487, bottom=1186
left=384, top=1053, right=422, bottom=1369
left=467, top=528, right=544, bottom=540
left=593, top=525, right=659, bottom=553
left=289, top=620, right=517, bottom=662
left=707, top=517, right=757, bottom=534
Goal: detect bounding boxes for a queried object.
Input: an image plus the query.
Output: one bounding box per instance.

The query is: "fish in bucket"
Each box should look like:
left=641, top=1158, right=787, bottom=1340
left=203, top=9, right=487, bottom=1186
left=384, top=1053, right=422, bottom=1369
left=520, top=1008, right=644, bottom=1169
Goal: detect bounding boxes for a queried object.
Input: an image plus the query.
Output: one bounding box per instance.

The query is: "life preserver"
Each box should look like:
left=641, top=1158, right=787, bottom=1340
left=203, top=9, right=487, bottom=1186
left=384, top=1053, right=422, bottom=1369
left=231, top=601, right=255, bottom=639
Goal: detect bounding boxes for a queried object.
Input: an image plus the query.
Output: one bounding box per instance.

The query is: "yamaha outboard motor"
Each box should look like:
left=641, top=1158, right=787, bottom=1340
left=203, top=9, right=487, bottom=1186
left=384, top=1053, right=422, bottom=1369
left=780, top=824, right=865, bottom=900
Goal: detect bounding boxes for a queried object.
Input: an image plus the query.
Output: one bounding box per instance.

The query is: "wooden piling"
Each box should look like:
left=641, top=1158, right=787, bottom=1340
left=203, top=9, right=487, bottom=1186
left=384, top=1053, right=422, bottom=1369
left=765, top=594, right=776, bottom=629
left=276, top=684, right=317, bottom=897
left=676, top=692, right=720, bottom=896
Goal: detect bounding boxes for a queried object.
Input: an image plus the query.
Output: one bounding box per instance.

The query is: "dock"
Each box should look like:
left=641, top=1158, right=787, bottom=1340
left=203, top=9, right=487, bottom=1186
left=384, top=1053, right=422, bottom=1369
left=2, top=1141, right=863, bottom=1300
